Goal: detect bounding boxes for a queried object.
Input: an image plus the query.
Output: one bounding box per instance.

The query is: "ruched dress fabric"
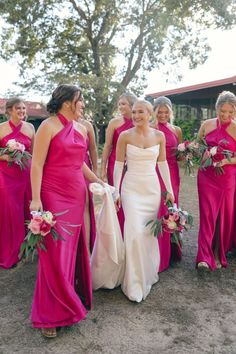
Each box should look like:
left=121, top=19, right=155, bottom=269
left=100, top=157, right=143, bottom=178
left=121, top=144, right=161, bottom=302
left=155, top=123, right=181, bottom=272
left=196, top=119, right=236, bottom=270
left=31, top=113, right=92, bottom=328
left=0, top=120, right=31, bottom=269
left=84, top=136, right=96, bottom=253
left=107, top=117, right=134, bottom=236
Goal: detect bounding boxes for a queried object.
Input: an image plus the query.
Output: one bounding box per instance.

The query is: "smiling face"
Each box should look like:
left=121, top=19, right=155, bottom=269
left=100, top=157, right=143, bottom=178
left=218, top=103, right=236, bottom=124
left=132, top=101, right=152, bottom=127
left=9, top=101, right=26, bottom=122
left=66, top=91, right=84, bottom=121
left=118, top=97, right=132, bottom=118
left=155, top=104, right=171, bottom=124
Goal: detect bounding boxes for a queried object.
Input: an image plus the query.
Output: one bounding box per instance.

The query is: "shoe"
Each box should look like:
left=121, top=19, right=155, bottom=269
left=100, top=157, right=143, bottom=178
left=197, top=261, right=210, bottom=270
left=41, top=328, right=57, bottom=338
left=215, top=260, right=222, bottom=269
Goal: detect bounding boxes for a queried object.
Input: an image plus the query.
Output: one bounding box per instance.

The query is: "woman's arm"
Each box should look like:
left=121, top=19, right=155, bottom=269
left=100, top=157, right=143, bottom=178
left=157, top=133, right=174, bottom=203
left=100, top=120, right=117, bottom=180
left=82, top=162, right=102, bottom=183
left=87, top=121, right=98, bottom=175
left=175, top=126, right=183, bottom=143
left=30, top=120, right=53, bottom=211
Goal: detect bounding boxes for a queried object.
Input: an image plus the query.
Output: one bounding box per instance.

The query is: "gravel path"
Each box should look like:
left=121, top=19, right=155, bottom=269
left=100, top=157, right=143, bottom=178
left=1, top=169, right=236, bottom=354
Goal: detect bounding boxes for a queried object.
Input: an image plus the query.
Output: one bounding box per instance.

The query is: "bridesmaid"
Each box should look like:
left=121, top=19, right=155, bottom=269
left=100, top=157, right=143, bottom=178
left=0, top=97, right=35, bottom=269
left=101, top=92, right=137, bottom=234
left=30, top=84, right=102, bottom=338
left=80, top=112, right=98, bottom=254
left=196, top=91, right=236, bottom=270
left=100, top=92, right=137, bottom=184
left=152, top=96, right=182, bottom=271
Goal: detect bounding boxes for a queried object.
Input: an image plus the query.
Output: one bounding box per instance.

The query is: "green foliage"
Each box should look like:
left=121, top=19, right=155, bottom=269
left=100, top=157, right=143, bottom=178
left=0, top=0, right=235, bottom=125
left=174, top=118, right=200, bottom=141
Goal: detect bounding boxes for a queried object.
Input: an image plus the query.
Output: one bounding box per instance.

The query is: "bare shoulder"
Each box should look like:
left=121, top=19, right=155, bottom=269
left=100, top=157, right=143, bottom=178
left=108, top=116, right=123, bottom=128
left=36, top=116, right=57, bottom=133
left=173, top=125, right=182, bottom=134
left=154, top=128, right=164, bottom=139
left=0, top=121, right=9, bottom=129
left=24, top=121, right=35, bottom=132
left=202, top=118, right=216, bottom=128
left=81, top=119, right=93, bottom=132
left=76, top=122, right=87, bottom=137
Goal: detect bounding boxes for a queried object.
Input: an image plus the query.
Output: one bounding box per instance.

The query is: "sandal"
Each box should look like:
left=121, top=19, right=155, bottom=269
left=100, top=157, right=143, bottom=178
left=197, top=261, right=210, bottom=270
left=41, top=328, right=57, bottom=338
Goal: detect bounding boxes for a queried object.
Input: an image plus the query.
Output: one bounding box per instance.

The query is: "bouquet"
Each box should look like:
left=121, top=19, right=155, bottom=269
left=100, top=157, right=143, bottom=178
left=146, top=200, right=193, bottom=247
left=176, top=140, right=200, bottom=176
left=0, top=139, right=31, bottom=170
left=199, top=139, right=232, bottom=175
left=19, top=210, right=79, bottom=260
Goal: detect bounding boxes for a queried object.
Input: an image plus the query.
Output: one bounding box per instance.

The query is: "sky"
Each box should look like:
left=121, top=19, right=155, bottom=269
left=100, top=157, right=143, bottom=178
left=0, top=26, right=235, bottom=102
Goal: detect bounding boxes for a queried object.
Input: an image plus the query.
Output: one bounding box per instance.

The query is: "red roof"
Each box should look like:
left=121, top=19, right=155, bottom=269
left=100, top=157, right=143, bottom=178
left=0, top=98, right=48, bottom=119
left=146, top=75, right=236, bottom=98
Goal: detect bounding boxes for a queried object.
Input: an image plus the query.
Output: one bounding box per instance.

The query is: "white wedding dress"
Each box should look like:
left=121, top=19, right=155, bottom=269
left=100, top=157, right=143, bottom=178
left=121, top=144, right=161, bottom=302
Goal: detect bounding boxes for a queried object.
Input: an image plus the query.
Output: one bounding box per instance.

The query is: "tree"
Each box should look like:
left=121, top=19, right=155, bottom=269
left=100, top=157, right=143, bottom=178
left=0, top=0, right=235, bottom=131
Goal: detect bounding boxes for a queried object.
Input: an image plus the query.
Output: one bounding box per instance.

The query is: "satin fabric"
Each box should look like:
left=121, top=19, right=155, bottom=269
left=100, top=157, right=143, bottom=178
left=90, top=183, right=125, bottom=290
left=155, top=123, right=181, bottom=272
left=0, top=120, right=31, bottom=269
left=196, top=119, right=236, bottom=270
left=107, top=117, right=133, bottom=236
left=84, top=136, right=96, bottom=253
left=31, top=113, right=92, bottom=328
left=121, top=144, right=160, bottom=302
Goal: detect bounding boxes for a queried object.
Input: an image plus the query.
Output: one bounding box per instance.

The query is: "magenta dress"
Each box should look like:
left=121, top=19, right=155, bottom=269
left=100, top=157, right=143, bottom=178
left=84, top=136, right=96, bottom=253
left=31, top=113, right=92, bottom=328
left=0, top=120, right=31, bottom=269
left=107, top=117, right=133, bottom=235
left=107, top=117, right=133, bottom=185
left=196, top=119, right=236, bottom=270
left=155, top=122, right=181, bottom=272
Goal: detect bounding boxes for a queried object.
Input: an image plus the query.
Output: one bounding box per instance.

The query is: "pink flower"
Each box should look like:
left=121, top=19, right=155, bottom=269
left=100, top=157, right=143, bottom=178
left=177, top=143, right=186, bottom=152
left=28, top=219, right=41, bottom=234
left=40, top=220, right=52, bottom=236
left=166, top=221, right=177, bottom=230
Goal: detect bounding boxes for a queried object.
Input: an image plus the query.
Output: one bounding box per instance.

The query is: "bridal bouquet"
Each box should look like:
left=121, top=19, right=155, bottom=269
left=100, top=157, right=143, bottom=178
left=146, top=201, right=193, bottom=247
left=0, top=139, right=31, bottom=170
left=19, top=210, right=79, bottom=260
left=176, top=140, right=200, bottom=176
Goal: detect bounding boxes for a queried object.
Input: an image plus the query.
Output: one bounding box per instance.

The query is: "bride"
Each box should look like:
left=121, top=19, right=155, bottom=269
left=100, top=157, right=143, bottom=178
left=114, top=99, right=174, bottom=302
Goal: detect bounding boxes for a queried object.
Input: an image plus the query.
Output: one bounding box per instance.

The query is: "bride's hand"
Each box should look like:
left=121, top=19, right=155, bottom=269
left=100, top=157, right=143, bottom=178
left=114, top=197, right=121, bottom=212
left=165, top=192, right=174, bottom=205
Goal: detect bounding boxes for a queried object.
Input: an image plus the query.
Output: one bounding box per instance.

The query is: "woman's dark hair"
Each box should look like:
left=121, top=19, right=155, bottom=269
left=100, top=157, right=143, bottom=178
left=46, top=84, right=82, bottom=114
left=5, top=97, right=24, bottom=114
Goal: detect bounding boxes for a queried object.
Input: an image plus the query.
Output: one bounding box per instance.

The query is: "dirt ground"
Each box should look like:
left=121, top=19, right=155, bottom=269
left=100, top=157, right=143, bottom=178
left=1, top=169, right=236, bottom=354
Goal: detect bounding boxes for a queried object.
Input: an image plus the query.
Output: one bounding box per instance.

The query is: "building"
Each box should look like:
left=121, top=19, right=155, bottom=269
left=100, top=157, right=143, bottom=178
left=145, top=75, right=236, bottom=121
left=0, top=98, right=48, bottom=129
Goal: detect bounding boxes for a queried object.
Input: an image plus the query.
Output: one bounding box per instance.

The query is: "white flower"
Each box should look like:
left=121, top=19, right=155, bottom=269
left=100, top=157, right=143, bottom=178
left=209, top=146, right=217, bottom=156
left=42, top=211, right=54, bottom=224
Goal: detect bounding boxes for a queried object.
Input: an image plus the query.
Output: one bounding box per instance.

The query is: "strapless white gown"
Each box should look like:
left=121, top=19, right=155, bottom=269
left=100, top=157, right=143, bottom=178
left=121, top=144, right=161, bottom=302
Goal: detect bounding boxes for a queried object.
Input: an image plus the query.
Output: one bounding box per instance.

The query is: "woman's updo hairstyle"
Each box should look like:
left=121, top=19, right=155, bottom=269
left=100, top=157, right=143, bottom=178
left=133, top=99, right=154, bottom=116
left=47, top=84, right=82, bottom=114
left=215, top=91, right=236, bottom=114
left=153, top=96, right=174, bottom=123
left=118, top=92, right=138, bottom=107
left=5, top=97, right=24, bottom=115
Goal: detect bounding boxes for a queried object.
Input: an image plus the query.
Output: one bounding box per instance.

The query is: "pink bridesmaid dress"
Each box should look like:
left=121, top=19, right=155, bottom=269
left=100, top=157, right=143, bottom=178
left=155, top=122, right=181, bottom=272
left=31, top=113, right=92, bottom=328
left=107, top=117, right=133, bottom=235
left=0, top=120, right=31, bottom=269
left=84, top=136, right=96, bottom=253
left=107, top=117, right=133, bottom=185
left=196, top=119, right=236, bottom=270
